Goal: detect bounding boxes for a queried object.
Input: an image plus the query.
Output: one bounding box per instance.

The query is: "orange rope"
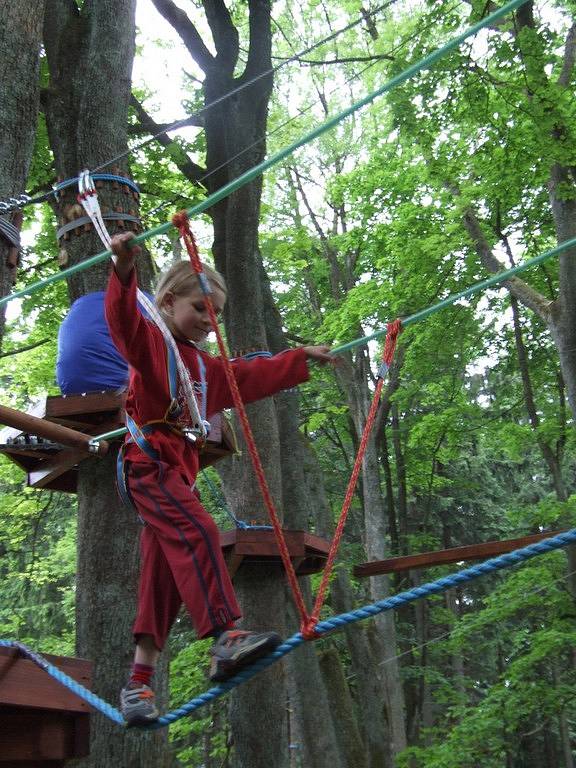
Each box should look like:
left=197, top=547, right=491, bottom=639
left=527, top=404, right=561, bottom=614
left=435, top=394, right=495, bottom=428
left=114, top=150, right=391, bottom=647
left=302, top=319, right=402, bottom=638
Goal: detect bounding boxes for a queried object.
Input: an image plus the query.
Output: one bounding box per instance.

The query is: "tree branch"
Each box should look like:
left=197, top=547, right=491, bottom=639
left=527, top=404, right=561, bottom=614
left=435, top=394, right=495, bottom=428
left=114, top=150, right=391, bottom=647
left=129, top=95, right=206, bottom=184
left=0, top=339, right=50, bottom=358
left=244, top=0, right=272, bottom=84
left=203, top=0, right=239, bottom=73
left=150, top=0, right=215, bottom=73
left=461, top=206, right=552, bottom=321
left=441, top=177, right=552, bottom=320
left=276, top=53, right=394, bottom=66
left=127, top=114, right=203, bottom=136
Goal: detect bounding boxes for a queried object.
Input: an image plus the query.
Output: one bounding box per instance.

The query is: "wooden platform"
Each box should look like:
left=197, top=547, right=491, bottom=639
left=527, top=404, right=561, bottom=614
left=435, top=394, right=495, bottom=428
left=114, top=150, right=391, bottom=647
left=0, top=647, right=92, bottom=766
left=0, top=392, right=237, bottom=492
left=353, top=529, right=568, bottom=577
left=220, top=528, right=331, bottom=578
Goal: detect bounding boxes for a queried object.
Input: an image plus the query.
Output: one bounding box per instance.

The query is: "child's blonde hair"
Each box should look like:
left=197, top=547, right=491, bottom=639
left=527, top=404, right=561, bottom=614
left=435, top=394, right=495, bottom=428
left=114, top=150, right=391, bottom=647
left=155, top=260, right=227, bottom=318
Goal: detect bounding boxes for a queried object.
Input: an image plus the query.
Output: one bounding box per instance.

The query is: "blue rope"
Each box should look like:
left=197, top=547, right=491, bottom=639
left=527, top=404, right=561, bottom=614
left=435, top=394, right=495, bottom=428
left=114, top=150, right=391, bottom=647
left=2, top=528, right=574, bottom=728
left=0, top=640, right=124, bottom=724
left=54, top=174, right=140, bottom=196
left=200, top=470, right=272, bottom=531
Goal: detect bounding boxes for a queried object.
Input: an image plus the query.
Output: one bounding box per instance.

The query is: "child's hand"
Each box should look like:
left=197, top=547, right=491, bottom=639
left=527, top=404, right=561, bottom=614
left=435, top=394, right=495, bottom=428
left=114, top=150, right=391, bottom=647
left=111, top=231, right=141, bottom=283
left=303, top=345, right=334, bottom=365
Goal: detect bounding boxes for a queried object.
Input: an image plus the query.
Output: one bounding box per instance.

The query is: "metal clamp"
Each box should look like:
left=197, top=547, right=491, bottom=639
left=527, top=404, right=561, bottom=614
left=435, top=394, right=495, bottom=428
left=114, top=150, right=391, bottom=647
left=87, top=438, right=104, bottom=454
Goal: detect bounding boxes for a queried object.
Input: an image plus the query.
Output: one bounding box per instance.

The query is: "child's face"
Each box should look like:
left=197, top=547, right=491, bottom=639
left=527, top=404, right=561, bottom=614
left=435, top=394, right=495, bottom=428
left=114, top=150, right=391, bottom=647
left=165, top=283, right=226, bottom=343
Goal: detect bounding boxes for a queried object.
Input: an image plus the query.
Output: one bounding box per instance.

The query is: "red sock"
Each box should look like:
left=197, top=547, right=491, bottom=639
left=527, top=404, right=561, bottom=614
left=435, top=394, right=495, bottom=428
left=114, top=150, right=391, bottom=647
left=130, top=663, right=155, bottom=687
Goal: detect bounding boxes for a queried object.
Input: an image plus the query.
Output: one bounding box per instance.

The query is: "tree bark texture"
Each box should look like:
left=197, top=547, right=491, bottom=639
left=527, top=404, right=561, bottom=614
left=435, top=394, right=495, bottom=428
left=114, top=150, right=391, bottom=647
left=318, top=647, right=368, bottom=768
left=43, top=0, right=155, bottom=300
left=42, top=2, right=167, bottom=765
left=0, top=0, right=45, bottom=339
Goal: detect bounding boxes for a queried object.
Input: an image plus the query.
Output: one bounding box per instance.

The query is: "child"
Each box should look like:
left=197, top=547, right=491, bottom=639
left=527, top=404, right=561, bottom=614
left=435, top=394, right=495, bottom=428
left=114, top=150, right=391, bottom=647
left=105, top=231, right=333, bottom=726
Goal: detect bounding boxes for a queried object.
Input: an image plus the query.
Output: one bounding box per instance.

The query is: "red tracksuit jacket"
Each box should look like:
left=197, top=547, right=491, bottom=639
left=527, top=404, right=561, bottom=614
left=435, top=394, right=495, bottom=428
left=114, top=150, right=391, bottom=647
left=105, top=267, right=310, bottom=486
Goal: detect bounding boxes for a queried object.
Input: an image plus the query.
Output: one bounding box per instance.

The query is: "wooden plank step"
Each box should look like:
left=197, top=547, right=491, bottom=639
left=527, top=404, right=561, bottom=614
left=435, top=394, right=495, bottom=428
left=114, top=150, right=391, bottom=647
left=353, top=529, right=569, bottom=577
left=0, top=393, right=237, bottom=491
left=220, top=528, right=331, bottom=578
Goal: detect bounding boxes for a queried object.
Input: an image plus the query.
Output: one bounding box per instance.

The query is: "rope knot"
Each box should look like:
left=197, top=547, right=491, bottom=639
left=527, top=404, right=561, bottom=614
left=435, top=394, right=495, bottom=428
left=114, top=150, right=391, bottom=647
left=171, top=210, right=189, bottom=232
left=301, top=618, right=321, bottom=641
left=382, top=318, right=402, bottom=367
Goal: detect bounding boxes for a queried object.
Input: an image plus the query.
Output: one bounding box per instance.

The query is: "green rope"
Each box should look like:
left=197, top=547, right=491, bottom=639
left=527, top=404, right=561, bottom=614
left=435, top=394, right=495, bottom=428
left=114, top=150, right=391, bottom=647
left=331, top=234, right=576, bottom=355
left=0, top=0, right=528, bottom=309
left=86, top=230, right=574, bottom=446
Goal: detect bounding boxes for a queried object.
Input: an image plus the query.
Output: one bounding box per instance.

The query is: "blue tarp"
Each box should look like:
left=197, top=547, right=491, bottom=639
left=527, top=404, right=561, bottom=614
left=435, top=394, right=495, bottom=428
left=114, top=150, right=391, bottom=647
left=56, top=291, right=130, bottom=394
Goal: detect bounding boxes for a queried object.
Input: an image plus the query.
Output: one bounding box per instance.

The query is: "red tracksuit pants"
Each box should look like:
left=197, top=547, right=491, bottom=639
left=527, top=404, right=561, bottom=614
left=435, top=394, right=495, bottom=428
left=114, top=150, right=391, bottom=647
left=126, top=459, right=241, bottom=649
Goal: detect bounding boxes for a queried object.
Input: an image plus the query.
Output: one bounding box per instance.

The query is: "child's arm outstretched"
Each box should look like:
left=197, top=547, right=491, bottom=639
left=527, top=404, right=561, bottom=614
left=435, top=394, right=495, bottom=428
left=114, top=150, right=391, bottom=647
left=206, top=345, right=335, bottom=414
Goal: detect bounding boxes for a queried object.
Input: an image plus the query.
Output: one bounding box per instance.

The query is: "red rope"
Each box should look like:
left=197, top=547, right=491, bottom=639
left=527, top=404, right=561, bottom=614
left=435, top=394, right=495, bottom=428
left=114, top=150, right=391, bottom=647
left=172, top=212, right=311, bottom=628
left=172, top=212, right=403, bottom=640
left=302, top=319, right=402, bottom=639
left=383, top=318, right=402, bottom=367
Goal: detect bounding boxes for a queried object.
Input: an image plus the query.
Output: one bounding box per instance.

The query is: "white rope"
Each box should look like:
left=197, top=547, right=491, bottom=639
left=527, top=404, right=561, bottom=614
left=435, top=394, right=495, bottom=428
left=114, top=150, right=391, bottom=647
left=77, top=170, right=207, bottom=438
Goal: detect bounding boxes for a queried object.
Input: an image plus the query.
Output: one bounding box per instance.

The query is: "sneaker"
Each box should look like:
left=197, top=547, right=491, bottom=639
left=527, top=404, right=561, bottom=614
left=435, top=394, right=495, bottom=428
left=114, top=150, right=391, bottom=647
left=209, top=629, right=282, bottom=683
left=120, top=682, right=159, bottom=726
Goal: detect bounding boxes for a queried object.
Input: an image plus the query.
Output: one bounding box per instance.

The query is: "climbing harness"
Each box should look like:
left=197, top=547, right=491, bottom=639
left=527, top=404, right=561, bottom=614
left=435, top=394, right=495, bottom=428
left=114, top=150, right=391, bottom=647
left=115, top=345, right=212, bottom=510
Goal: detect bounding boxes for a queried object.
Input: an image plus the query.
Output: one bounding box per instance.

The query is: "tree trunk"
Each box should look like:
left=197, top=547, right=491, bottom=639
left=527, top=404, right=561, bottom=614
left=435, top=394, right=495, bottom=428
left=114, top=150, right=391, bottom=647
left=286, top=591, right=346, bottom=768
left=391, top=403, right=408, bottom=550
left=510, top=296, right=567, bottom=500
left=337, top=357, right=408, bottom=757
left=0, top=1, right=45, bottom=337
left=276, top=387, right=346, bottom=768
left=303, top=435, right=393, bottom=768
left=319, top=647, right=368, bottom=768
left=75, top=452, right=172, bottom=767
left=42, top=2, right=168, bottom=764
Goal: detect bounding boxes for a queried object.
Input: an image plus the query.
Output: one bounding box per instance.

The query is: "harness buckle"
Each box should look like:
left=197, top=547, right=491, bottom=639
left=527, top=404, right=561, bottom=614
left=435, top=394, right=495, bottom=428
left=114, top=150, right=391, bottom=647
left=182, top=419, right=211, bottom=446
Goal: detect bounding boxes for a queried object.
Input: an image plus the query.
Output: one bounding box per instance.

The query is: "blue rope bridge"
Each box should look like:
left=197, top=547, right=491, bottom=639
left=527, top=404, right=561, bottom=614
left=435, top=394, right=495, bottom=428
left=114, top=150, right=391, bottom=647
left=2, top=528, right=575, bottom=729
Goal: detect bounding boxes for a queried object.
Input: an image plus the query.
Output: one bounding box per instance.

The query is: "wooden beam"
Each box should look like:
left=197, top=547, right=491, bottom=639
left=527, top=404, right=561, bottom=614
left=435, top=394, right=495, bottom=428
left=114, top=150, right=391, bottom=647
left=0, top=648, right=91, bottom=712
left=27, top=449, right=87, bottom=489
left=45, top=391, right=124, bottom=418
left=0, top=404, right=109, bottom=456
left=353, top=530, right=569, bottom=577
